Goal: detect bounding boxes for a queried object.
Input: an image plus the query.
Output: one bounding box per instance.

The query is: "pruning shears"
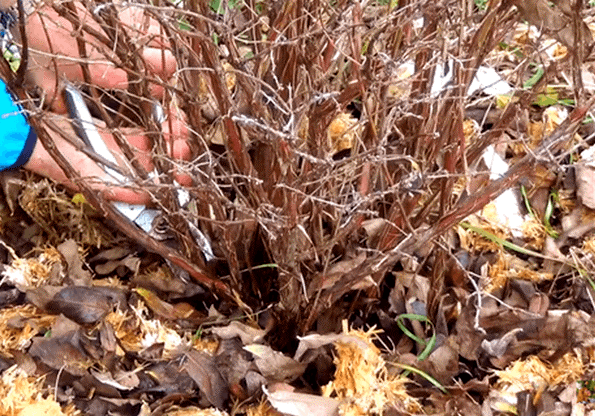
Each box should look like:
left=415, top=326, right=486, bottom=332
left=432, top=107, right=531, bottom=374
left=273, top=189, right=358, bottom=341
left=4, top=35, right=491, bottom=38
left=63, top=82, right=214, bottom=261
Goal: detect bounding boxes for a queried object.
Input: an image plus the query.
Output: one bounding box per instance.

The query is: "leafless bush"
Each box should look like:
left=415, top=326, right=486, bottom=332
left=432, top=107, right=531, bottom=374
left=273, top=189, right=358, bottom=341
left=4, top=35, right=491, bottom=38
left=5, top=0, right=594, bottom=331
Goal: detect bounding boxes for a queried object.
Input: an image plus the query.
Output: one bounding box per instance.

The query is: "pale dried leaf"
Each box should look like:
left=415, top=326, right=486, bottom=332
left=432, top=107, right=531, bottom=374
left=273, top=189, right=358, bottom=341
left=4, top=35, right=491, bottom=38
left=577, top=145, right=595, bottom=209
left=211, top=321, right=266, bottom=345
left=294, top=333, right=369, bottom=361
left=308, top=253, right=367, bottom=295
left=58, top=239, right=92, bottom=286
left=263, top=385, right=340, bottom=416
left=244, top=344, right=306, bottom=382
left=45, top=286, right=117, bottom=325
left=90, top=369, right=140, bottom=390
left=29, top=335, right=89, bottom=376
left=182, top=349, right=229, bottom=409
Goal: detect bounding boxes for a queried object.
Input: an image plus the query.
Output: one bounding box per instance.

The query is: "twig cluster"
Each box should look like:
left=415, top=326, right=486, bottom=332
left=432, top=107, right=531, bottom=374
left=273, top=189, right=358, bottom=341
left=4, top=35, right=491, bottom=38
left=6, top=0, right=594, bottom=328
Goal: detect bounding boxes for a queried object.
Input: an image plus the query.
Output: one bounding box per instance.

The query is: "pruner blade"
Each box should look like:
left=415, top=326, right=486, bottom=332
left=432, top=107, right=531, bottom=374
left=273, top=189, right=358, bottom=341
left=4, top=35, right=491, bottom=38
left=63, top=82, right=160, bottom=231
left=63, top=82, right=214, bottom=261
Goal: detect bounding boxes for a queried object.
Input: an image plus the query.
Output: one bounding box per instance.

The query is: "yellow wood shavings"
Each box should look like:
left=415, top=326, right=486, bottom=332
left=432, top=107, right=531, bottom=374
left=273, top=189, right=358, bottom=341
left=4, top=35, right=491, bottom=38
left=458, top=209, right=511, bottom=254
left=556, top=189, right=575, bottom=214
left=221, top=62, right=236, bottom=91
left=244, top=400, right=278, bottom=416
left=511, top=268, right=553, bottom=282
left=521, top=216, right=547, bottom=250
left=485, top=250, right=509, bottom=292
left=0, top=304, right=56, bottom=356
left=0, top=246, right=61, bottom=289
left=322, top=321, right=420, bottom=415
left=463, top=119, right=480, bottom=145
left=105, top=300, right=190, bottom=358
left=327, top=112, right=359, bottom=155
left=485, top=252, right=553, bottom=292
left=582, top=235, right=595, bottom=256
left=162, top=406, right=229, bottom=416
left=581, top=208, right=595, bottom=224
left=0, top=366, right=78, bottom=416
left=495, top=353, right=584, bottom=394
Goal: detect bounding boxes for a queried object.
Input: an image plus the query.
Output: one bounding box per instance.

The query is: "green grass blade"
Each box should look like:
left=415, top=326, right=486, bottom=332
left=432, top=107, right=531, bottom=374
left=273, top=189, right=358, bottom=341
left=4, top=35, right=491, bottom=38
left=396, top=313, right=436, bottom=361
left=459, top=221, right=544, bottom=257
left=390, top=362, right=448, bottom=394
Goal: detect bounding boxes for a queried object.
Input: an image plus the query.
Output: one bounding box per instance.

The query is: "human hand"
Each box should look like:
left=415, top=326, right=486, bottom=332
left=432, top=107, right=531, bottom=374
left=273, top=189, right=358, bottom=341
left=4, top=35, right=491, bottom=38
left=20, top=1, right=193, bottom=203
left=24, top=1, right=176, bottom=113
left=24, top=110, right=192, bottom=205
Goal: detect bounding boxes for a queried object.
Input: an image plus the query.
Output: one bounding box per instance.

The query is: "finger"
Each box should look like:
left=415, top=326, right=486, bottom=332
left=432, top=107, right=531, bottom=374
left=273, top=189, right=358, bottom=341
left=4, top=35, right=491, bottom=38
left=32, top=67, right=128, bottom=114
left=26, top=3, right=175, bottom=111
left=161, top=109, right=192, bottom=185
left=162, top=110, right=189, bottom=144
left=118, top=6, right=171, bottom=49
left=34, top=64, right=165, bottom=114
left=171, top=139, right=193, bottom=186
left=142, top=47, right=177, bottom=79
left=25, top=120, right=155, bottom=204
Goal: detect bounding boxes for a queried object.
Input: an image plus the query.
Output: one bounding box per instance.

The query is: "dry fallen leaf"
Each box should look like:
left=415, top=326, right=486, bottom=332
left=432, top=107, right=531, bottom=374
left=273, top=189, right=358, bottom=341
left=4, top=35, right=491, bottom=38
left=576, top=144, right=595, bottom=209
left=211, top=321, right=266, bottom=345
left=244, top=344, right=306, bottom=382
left=57, top=239, right=92, bottom=286
left=511, top=0, right=593, bottom=55
left=28, top=334, right=90, bottom=377
left=38, top=286, right=125, bottom=325
left=134, top=287, right=201, bottom=321
left=308, top=252, right=370, bottom=296
left=263, top=385, right=341, bottom=416
left=294, top=333, right=370, bottom=361
left=182, top=349, right=229, bottom=409
left=90, top=368, right=140, bottom=391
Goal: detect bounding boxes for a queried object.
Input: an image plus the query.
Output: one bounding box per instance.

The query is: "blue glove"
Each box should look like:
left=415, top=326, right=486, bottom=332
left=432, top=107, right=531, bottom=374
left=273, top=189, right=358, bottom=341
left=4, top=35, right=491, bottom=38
left=0, top=78, right=37, bottom=171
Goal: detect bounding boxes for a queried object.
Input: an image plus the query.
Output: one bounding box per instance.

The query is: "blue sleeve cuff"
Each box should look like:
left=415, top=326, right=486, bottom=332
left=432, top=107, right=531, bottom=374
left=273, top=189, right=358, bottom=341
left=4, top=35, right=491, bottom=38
left=0, top=79, right=37, bottom=171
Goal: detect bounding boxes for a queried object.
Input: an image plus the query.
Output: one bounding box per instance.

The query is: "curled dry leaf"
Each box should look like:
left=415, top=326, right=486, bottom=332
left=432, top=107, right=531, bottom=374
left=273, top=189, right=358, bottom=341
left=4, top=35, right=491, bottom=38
left=89, top=246, right=140, bottom=276
left=140, top=361, right=196, bottom=396
left=132, top=268, right=205, bottom=299
left=263, top=385, right=341, bottom=416
left=482, top=328, right=524, bottom=358
left=26, top=286, right=63, bottom=310
left=57, top=239, right=92, bottom=286
left=244, top=344, right=306, bottom=382
left=215, top=337, right=257, bottom=398
left=94, top=255, right=140, bottom=276
left=134, top=287, right=201, bottom=321
left=576, top=145, right=595, bottom=209
left=307, top=252, right=369, bottom=296
left=211, top=320, right=266, bottom=345
left=29, top=335, right=90, bottom=377
left=182, top=349, right=229, bottom=409
left=47, top=287, right=111, bottom=325
left=416, top=337, right=460, bottom=385
left=45, top=286, right=124, bottom=325
left=294, top=333, right=370, bottom=361
left=90, top=368, right=140, bottom=391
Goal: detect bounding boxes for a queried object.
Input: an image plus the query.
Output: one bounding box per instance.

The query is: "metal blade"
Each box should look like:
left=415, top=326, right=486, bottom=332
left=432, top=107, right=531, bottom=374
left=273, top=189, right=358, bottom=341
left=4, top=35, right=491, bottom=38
left=63, top=82, right=154, bottom=230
